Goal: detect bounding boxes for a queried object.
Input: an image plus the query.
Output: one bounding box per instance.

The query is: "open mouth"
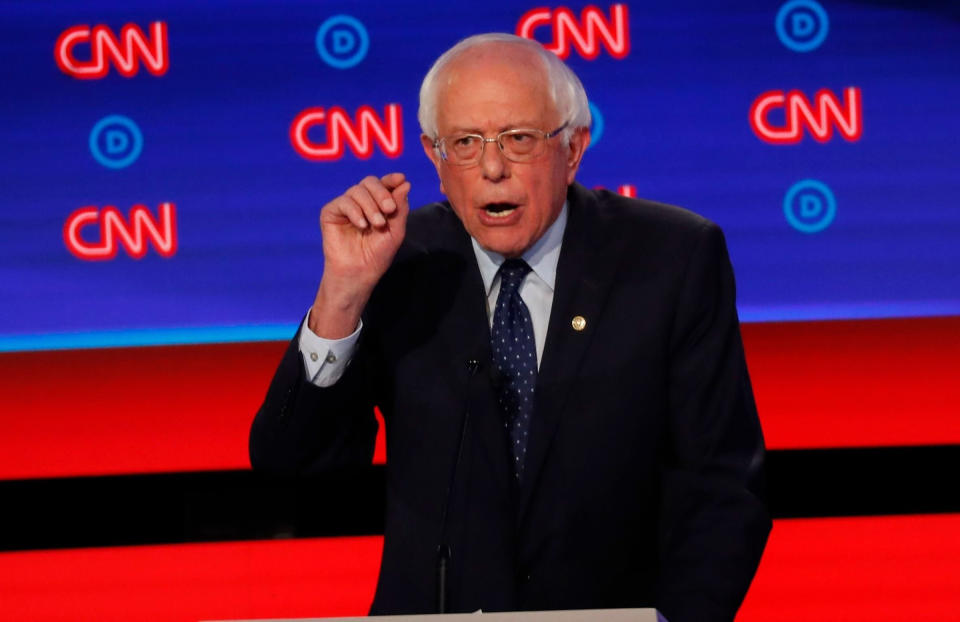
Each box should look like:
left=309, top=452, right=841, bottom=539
left=483, top=202, right=519, bottom=219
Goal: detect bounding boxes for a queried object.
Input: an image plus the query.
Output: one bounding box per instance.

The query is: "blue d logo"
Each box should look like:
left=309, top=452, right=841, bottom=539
left=89, top=115, right=143, bottom=169
left=105, top=130, right=129, bottom=154
left=791, top=12, right=815, bottom=37
left=316, top=15, right=369, bottom=69
left=784, top=179, right=836, bottom=233
left=587, top=101, right=604, bottom=149
left=776, top=0, right=829, bottom=52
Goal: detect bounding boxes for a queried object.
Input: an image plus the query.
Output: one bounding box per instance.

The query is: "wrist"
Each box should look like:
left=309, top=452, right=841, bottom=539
left=308, top=278, right=370, bottom=339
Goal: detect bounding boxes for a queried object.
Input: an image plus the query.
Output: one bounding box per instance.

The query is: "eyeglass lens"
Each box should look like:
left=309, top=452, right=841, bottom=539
left=445, top=130, right=544, bottom=163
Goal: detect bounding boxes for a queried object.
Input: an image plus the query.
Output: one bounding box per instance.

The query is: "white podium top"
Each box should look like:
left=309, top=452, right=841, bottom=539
left=212, top=608, right=659, bottom=622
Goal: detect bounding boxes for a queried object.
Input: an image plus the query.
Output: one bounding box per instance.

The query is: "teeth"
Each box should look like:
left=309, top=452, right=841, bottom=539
left=486, top=207, right=516, bottom=218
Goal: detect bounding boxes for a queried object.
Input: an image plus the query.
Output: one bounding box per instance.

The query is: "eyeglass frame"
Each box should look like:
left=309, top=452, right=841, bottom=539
left=431, top=122, right=569, bottom=166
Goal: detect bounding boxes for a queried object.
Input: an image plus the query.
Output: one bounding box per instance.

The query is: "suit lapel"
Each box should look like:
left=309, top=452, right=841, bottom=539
left=518, top=184, right=622, bottom=520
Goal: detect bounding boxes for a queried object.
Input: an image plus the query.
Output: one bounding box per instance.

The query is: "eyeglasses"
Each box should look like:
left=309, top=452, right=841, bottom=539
left=433, top=123, right=568, bottom=166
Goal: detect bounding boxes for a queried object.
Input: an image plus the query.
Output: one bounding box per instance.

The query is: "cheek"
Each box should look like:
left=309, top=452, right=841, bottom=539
left=444, top=177, right=470, bottom=210
left=533, top=162, right=569, bottom=208
left=438, top=170, right=472, bottom=205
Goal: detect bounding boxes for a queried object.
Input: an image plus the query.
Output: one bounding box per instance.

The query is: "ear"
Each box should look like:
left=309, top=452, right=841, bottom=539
left=564, top=127, right=590, bottom=185
left=421, top=134, right=447, bottom=195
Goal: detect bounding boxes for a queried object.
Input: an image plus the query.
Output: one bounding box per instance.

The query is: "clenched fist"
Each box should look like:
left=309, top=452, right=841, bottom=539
left=309, top=173, right=411, bottom=339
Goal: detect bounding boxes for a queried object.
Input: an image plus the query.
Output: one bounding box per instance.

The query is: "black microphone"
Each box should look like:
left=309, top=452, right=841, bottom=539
left=436, top=357, right=481, bottom=613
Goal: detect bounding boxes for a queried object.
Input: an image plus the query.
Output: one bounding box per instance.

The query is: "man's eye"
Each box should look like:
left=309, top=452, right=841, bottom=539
left=454, top=136, right=477, bottom=147
left=508, top=132, right=535, bottom=143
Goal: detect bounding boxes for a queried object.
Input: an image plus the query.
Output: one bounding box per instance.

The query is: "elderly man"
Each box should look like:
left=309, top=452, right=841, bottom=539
left=250, top=33, right=770, bottom=622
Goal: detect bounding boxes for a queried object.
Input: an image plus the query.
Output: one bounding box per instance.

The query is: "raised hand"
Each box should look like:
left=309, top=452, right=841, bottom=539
left=309, top=173, right=411, bottom=338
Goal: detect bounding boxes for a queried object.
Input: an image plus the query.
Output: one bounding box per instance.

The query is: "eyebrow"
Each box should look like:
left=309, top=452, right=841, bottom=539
left=447, top=122, right=542, bottom=135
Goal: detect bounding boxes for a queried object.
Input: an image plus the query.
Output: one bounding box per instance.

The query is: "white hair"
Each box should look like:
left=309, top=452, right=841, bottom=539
left=417, top=33, right=591, bottom=144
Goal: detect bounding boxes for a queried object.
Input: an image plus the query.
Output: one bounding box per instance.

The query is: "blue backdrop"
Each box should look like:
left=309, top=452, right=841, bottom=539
left=2, top=0, right=958, bottom=351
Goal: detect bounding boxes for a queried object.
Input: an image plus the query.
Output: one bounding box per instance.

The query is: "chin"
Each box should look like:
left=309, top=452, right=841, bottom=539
left=472, top=232, right=525, bottom=258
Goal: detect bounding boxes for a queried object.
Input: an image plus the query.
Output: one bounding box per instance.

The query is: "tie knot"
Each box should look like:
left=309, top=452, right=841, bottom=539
left=498, top=258, right=531, bottom=294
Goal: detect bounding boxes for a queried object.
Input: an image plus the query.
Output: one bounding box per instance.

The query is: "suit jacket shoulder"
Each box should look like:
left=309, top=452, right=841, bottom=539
left=567, top=183, right=720, bottom=262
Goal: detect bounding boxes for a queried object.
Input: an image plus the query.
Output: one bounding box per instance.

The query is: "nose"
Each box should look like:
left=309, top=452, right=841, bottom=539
left=479, top=138, right=508, bottom=181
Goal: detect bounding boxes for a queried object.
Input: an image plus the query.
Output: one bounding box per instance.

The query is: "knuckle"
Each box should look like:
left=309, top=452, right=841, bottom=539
left=360, top=177, right=380, bottom=193
left=345, top=188, right=370, bottom=207
left=368, top=181, right=390, bottom=198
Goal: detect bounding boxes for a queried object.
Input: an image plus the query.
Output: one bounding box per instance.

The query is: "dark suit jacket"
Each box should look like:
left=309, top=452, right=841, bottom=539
left=250, top=182, right=771, bottom=622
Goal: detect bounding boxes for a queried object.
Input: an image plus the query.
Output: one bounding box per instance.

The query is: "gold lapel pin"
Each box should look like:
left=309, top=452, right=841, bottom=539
left=571, top=315, right=586, bottom=331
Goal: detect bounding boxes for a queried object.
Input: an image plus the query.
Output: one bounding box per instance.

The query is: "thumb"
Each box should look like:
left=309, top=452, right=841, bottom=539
left=390, top=181, right=411, bottom=237
left=392, top=181, right=411, bottom=215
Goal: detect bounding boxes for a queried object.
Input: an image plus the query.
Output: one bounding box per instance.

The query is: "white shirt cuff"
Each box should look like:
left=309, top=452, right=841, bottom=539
left=298, top=309, right=362, bottom=387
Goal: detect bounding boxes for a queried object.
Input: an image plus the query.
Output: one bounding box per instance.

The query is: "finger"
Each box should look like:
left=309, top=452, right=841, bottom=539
left=346, top=184, right=387, bottom=228
left=332, top=196, right=369, bottom=230
left=321, top=196, right=362, bottom=229
left=380, top=172, right=406, bottom=191
left=360, top=175, right=397, bottom=215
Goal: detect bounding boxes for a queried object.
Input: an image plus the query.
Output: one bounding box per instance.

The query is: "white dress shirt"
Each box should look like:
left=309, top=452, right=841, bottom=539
left=299, top=204, right=568, bottom=387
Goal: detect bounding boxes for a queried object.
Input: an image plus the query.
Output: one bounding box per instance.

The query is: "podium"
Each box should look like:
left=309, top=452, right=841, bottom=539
left=214, top=609, right=660, bottom=622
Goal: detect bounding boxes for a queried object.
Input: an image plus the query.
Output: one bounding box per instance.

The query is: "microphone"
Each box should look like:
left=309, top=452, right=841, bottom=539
left=436, top=357, right=481, bottom=613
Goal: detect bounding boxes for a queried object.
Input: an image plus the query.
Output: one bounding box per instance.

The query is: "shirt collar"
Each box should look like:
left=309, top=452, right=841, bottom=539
left=471, top=202, right=567, bottom=295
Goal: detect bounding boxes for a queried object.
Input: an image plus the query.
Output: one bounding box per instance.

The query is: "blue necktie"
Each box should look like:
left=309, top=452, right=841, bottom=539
left=491, top=259, right=537, bottom=482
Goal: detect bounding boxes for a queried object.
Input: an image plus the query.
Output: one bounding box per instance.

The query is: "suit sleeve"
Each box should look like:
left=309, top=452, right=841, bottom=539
left=656, top=222, right=772, bottom=622
left=248, top=321, right=379, bottom=476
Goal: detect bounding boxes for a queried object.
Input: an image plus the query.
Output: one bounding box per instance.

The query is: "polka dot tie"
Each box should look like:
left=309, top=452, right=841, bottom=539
left=491, top=259, right=537, bottom=482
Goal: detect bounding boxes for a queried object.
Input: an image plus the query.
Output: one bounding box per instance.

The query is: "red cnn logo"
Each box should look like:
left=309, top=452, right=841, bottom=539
left=516, top=4, right=630, bottom=60
left=63, top=203, right=177, bottom=260
left=290, top=104, right=403, bottom=161
left=750, top=87, right=863, bottom=144
left=55, top=22, right=169, bottom=79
